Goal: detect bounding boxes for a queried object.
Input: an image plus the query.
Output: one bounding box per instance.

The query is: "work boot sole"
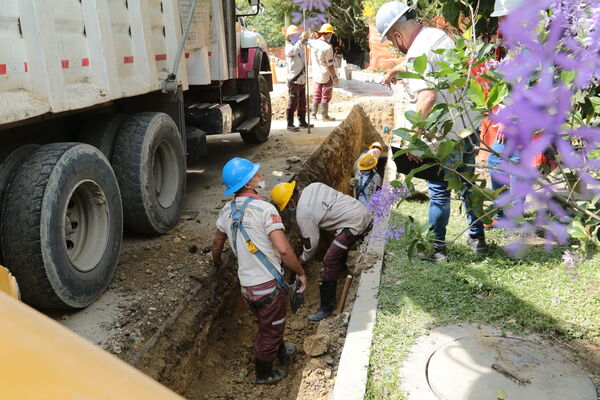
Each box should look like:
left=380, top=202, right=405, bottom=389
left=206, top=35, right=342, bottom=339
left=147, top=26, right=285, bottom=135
left=255, top=369, right=287, bottom=385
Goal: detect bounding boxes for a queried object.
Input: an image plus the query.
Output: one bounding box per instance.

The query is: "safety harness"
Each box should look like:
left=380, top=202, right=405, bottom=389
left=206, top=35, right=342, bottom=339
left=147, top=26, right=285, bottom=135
left=357, top=170, right=375, bottom=200
left=230, top=197, right=289, bottom=293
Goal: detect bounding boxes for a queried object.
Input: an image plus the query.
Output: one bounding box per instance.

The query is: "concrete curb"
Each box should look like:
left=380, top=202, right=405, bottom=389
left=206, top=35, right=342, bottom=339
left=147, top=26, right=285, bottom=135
left=332, top=149, right=398, bottom=400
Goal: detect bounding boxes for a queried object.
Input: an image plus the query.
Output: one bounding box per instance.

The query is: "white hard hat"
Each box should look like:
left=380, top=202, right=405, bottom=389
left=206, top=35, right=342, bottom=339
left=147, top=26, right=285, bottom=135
left=376, top=1, right=415, bottom=43
left=491, top=0, right=526, bottom=17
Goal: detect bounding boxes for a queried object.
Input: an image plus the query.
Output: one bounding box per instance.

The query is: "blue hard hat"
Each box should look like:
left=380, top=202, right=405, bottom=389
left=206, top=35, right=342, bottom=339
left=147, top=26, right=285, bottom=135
left=222, top=157, right=261, bottom=195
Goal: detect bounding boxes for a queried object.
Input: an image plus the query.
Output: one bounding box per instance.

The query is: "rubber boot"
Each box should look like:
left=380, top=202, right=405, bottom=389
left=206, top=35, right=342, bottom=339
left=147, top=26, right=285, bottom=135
left=287, top=111, right=299, bottom=132
left=320, top=103, right=336, bottom=121
left=255, top=357, right=286, bottom=384
left=277, top=342, right=296, bottom=366
left=308, top=281, right=336, bottom=322
left=298, top=112, right=313, bottom=128
left=310, top=103, right=319, bottom=120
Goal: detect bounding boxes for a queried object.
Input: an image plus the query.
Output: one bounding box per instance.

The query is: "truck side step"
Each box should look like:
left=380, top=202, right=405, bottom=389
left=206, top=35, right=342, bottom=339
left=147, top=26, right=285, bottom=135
left=188, top=102, right=213, bottom=110
left=237, top=117, right=260, bottom=132
left=223, top=94, right=250, bottom=103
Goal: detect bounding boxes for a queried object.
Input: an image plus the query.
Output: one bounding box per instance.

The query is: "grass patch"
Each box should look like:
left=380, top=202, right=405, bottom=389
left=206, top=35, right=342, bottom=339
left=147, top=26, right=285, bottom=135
left=365, top=200, right=600, bottom=399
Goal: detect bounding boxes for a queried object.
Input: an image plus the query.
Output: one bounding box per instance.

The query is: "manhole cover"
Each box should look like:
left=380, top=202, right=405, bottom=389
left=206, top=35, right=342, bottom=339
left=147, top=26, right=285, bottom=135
left=426, top=336, right=596, bottom=400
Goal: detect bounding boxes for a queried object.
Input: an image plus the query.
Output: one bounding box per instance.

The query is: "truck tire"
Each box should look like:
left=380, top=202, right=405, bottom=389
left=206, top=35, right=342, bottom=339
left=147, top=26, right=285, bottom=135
left=240, top=75, right=272, bottom=144
left=112, top=112, right=185, bottom=234
left=76, top=113, right=127, bottom=159
left=0, top=144, right=40, bottom=264
left=0, top=143, right=123, bottom=309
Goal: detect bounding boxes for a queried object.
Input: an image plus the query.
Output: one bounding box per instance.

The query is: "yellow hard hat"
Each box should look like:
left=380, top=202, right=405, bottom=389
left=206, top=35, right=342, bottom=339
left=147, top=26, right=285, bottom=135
left=286, top=25, right=300, bottom=36
left=271, top=181, right=296, bottom=211
left=369, top=141, right=383, bottom=151
left=358, top=153, right=378, bottom=170
left=318, top=23, right=335, bottom=34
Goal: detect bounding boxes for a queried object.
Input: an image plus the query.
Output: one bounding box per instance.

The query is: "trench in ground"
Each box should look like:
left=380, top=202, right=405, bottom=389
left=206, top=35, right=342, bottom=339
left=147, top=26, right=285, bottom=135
left=130, top=105, right=389, bottom=399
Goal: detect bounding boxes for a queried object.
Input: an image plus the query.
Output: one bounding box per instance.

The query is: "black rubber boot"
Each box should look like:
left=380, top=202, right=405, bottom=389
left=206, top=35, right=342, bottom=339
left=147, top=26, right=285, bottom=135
left=277, top=342, right=296, bottom=366
left=287, top=111, right=299, bottom=132
left=320, top=104, right=336, bottom=121
left=308, top=281, right=336, bottom=322
left=298, top=112, right=313, bottom=128
left=255, top=357, right=286, bottom=384
left=467, top=235, right=488, bottom=254
left=310, top=103, right=319, bottom=119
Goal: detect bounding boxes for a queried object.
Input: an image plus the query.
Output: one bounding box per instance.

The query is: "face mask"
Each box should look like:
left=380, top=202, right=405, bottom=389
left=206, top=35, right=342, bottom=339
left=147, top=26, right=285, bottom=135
left=287, top=205, right=296, bottom=212
left=257, top=180, right=266, bottom=189
left=326, top=36, right=332, bottom=43
left=393, top=33, right=408, bottom=54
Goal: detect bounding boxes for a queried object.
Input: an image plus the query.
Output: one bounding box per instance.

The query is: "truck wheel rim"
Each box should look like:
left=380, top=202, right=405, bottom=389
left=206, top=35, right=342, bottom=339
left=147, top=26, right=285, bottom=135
left=153, top=140, right=179, bottom=208
left=64, top=180, right=109, bottom=272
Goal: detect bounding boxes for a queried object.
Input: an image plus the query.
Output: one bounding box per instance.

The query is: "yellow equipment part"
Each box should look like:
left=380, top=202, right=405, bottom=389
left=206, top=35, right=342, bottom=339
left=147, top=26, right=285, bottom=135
left=0, top=265, right=19, bottom=300
left=0, top=290, right=184, bottom=400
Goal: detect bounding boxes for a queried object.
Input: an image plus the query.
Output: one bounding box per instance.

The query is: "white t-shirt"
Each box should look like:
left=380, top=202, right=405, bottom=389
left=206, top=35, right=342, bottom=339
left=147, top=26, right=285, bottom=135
left=216, top=194, right=285, bottom=287
left=393, top=27, right=477, bottom=149
left=308, top=39, right=335, bottom=84
left=296, top=183, right=372, bottom=262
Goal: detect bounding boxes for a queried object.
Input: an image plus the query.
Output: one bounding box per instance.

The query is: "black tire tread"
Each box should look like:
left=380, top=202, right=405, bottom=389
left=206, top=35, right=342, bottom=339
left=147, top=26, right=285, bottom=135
left=1, top=143, right=79, bottom=308
left=112, top=112, right=184, bottom=234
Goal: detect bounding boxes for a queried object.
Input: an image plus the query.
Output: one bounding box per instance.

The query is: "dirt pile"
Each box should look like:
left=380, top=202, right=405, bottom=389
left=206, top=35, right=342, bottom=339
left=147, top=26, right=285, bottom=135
left=293, top=104, right=385, bottom=195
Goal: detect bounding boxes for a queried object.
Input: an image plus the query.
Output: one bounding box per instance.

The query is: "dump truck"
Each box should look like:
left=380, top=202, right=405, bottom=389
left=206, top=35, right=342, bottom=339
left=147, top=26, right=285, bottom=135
left=0, top=0, right=273, bottom=309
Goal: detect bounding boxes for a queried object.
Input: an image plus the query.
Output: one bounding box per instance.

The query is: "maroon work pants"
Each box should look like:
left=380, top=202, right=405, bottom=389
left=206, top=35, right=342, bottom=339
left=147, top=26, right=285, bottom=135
left=320, top=229, right=362, bottom=282
left=286, top=83, right=307, bottom=114
left=312, top=79, right=333, bottom=105
left=241, top=279, right=287, bottom=362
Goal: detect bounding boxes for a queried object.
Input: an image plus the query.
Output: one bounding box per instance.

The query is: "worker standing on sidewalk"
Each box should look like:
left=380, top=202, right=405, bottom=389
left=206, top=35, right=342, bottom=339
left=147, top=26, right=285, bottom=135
left=308, top=23, right=339, bottom=122
left=271, top=181, right=372, bottom=322
left=211, top=157, right=307, bottom=385
left=376, top=1, right=487, bottom=263
left=284, top=25, right=312, bottom=132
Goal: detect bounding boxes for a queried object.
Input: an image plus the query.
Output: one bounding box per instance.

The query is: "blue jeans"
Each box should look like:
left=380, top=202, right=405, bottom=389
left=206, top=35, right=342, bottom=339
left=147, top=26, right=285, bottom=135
left=487, top=139, right=520, bottom=219
left=428, top=135, right=484, bottom=250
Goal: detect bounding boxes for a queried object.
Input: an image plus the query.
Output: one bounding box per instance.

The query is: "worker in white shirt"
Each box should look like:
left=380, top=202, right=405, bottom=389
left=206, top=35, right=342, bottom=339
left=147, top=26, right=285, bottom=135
left=212, top=157, right=307, bottom=384
left=284, top=25, right=311, bottom=131
left=271, top=181, right=372, bottom=322
left=376, top=1, right=487, bottom=263
left=307, top=23, right=339, bottom=121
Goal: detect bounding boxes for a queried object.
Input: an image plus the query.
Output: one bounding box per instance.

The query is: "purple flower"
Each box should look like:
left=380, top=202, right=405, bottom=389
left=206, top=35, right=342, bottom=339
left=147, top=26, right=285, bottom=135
left=487, top=0, right=600, bottom=246
left=366, top=184, right=410, bottom=242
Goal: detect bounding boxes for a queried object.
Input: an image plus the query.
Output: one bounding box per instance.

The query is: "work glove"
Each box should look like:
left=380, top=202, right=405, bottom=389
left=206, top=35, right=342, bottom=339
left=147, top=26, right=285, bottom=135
left=349, top=177, right=358, bottom=188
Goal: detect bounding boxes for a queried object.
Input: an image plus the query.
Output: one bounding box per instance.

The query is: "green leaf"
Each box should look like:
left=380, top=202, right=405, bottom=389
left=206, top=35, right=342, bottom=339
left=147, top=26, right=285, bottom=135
left=496, top=388, right=507, bottom=400
left=486, top=82, right=509, bottom=110
left=449, top=77, right=467, bottom=93
left=413, top=54, right=428, bottom=75
left=436, top=140, right=456, bottom=161
left=568, top=220, right=589, bottom=240
left=561, top=70, right=576, bottom=84
left=396, top=71, right=423, bottom=80
left=405, top=163, right=435, bottom=187
left=468, top=79, right=486, bottom=108
left=390, top=179, right=403, bottom=188
left=407, top=240, right=417, bottom=260
left=458, top=129, right=473, bottom=139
